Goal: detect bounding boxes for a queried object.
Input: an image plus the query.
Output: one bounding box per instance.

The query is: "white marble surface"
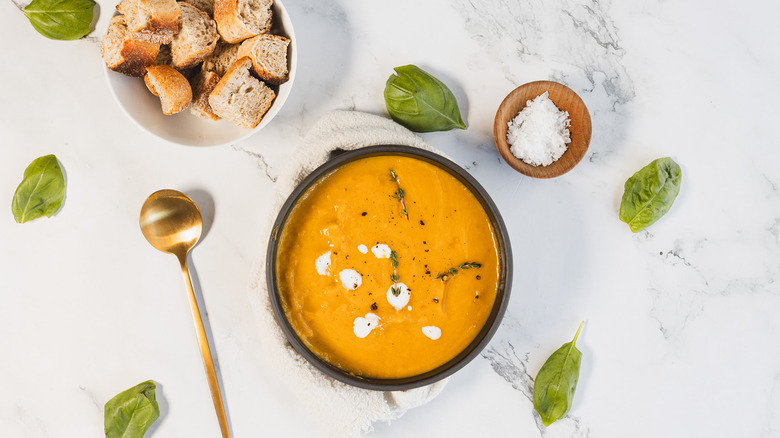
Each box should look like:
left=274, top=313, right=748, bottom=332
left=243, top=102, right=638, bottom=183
left=2, top=0, right=780, bottom=436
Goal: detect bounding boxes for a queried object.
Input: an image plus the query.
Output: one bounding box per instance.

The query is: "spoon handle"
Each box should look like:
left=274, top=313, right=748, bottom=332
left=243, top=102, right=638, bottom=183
left=180, top=259, right=231, bottom=438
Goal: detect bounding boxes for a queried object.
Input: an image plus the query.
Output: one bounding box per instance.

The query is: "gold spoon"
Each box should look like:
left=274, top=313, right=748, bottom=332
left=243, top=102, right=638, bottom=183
left=139, top=189, right=231, bottom=438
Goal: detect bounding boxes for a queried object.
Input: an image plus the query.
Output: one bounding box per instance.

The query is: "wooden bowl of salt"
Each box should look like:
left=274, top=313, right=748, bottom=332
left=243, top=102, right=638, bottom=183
left=494, top=81, right=592, bottom=178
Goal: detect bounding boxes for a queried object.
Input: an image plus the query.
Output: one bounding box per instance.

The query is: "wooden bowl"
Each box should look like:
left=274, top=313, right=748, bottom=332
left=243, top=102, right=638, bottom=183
left=493, top=81, right=592, bottom=178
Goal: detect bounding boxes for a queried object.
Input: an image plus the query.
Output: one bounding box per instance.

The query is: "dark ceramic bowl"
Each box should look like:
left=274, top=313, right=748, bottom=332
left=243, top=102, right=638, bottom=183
left=266, top=145, right=512, bottom=391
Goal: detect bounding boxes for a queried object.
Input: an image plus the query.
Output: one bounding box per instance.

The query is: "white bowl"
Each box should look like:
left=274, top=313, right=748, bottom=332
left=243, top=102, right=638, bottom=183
left=104, top=0, right=297, bottom=147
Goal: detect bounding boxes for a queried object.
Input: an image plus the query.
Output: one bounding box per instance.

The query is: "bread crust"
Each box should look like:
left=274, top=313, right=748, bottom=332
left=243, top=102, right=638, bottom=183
left=144, top=65, right=193, bottom=114
left=190, top=70, right=221, bottom=120
left=214, top=0, right=272, bottom=44
left=117, top=41, right=159, bottom=76
left=172, top=3, right=219, bottom=70
left=101, top=15, right=160, bottom=77
left=209, top=57, right=275, bottom=128
left=202, top=40, right=240, bottom=76
left=236, top=33, right=289, bottom=85
left=117, top=0, right=181, bottom=44
left=183, top=0, right=214, bottom=17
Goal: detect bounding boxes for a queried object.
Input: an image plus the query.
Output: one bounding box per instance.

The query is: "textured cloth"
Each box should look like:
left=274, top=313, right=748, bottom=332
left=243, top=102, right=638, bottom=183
left=250, top=110, right=448, bottom=437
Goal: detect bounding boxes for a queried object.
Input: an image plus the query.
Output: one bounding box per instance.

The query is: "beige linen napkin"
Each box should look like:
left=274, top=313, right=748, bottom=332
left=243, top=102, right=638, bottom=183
left=250, top=110, right=448, bottom=437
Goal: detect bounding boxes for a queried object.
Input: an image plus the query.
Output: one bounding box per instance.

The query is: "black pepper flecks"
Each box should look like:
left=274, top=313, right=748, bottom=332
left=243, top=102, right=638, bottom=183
left=420, top=220, right=425, bottom=226
left=370, top=302, right=377, bottom=311
left=362, top=212, right=367, bottom=216
left=433, top=297, right=439, bottom=303
left=425, top=270, right=431, bottom=275
left=476, top=275, right=481, bottom=280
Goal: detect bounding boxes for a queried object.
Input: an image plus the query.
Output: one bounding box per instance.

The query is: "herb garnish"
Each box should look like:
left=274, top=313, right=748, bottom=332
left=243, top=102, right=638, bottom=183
left=104, top=380, right=160, bottom=438
left=24, top=0, right=96, bottom=40
left=619, top=157, right=682, bottom=232
left=533, top=322, right=584, bottom=426
left=436, top=262, right=482, bottom=281
left=389, top=249, right=401, bottom=295
left=389, top=169, right=409, bottom=219
left=384, top=64, right=466, bottom=132
left=12, top=154, right=66, bottom=223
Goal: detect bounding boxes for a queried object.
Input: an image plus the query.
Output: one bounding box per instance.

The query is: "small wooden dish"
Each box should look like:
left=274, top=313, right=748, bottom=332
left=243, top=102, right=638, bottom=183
left=493, top=81, right=592, bottom=178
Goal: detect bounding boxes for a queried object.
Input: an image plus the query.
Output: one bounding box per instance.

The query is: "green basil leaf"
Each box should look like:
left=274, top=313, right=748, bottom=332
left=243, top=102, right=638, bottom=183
left=384, top=65, right=466, bottom=132
left=12, top=154, right=65, bottom=223
left=104, top=380, right=160, bottom=438
left=533, top=322, right=584, bottom=427
left=619, top=157, right=682, bottom=232
left=23, top=0, right=96, bottom=40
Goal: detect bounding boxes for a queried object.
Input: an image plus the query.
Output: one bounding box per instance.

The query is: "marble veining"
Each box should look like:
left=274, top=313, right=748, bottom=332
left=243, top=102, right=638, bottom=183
left=2, top=0, right=780, bottom=436
left=454, top=0, right=634, bottom=107
left=482, top=314, right=590, bottom=437
left=231, top=146, right=279, bottom=182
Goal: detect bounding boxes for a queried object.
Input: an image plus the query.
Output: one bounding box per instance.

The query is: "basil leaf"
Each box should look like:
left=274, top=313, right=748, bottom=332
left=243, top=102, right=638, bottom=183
left=619, top=157, right=682, bottom=232
left=533, top=322, right=584, bottom=427
left=12, top=154, right=65, bottom=223
left=384, top=65, right=466, bottom=132
left=23, top=0, right=96, bottom=41
left=104, top=380, right=160, bottom=438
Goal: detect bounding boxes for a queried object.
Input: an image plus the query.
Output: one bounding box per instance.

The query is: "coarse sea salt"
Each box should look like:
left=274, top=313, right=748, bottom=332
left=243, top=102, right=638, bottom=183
left=506, top=91, right=571, bottom=166
left=353, top=313, right=380, bottom=338
left=357, top=244, right=368, bottom=254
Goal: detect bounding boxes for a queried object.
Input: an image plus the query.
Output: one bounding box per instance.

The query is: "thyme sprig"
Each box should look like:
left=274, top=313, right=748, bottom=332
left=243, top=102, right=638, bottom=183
left=390, top=250, right=401, bottom=296
left=389, top=169, right=409, bottom=219
left=436, top=262, right=482, bottom=282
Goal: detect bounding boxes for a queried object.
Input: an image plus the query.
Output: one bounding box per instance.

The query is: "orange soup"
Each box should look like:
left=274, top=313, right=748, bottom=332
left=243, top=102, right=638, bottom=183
left=275, top=155, right=500, bottom=379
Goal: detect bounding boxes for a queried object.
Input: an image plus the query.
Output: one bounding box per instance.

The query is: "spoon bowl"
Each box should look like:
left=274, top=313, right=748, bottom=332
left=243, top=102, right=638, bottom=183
left=139, top=189, right=231, bottom=437
left=140, top=189, right=203, bottom=258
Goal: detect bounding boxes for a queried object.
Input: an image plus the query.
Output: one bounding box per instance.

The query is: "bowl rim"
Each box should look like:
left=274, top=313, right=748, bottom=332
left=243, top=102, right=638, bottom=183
left=265, top=145, right=513, bottom=391
left=493, top=80, right=592, bottom=178
left=103, top=0, right=297, bottom=147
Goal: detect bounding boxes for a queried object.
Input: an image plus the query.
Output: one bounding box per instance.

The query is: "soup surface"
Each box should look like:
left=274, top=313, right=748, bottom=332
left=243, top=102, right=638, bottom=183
left=275, top=154, right=500, bottom=379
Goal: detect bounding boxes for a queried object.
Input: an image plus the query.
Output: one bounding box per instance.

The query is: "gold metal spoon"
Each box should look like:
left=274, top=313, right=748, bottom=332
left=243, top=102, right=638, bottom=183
left=139, top=189, right=231, bottom=438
